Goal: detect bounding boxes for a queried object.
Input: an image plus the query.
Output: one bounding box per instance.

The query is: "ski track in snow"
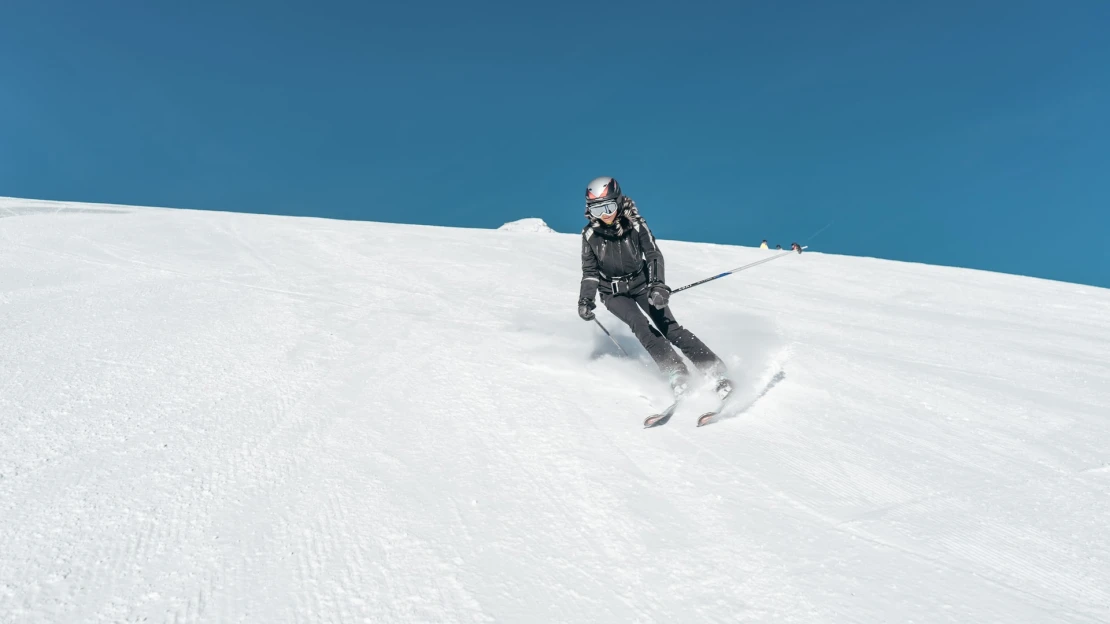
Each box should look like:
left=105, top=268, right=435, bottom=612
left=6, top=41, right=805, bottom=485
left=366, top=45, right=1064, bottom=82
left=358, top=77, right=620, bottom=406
left=1, top=197, right=1109, bottom=623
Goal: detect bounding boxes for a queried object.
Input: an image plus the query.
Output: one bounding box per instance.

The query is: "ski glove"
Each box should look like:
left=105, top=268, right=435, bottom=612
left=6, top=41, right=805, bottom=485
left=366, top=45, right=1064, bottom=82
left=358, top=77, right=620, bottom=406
left=648, top=284, right=671, bottom=309
left=578, top=297, right=596, bottom=321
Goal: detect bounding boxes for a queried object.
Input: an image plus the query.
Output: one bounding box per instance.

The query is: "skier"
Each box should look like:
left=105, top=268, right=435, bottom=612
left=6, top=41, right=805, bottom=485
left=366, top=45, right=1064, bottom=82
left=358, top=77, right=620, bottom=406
left=576, top=176, right=732, bottom=400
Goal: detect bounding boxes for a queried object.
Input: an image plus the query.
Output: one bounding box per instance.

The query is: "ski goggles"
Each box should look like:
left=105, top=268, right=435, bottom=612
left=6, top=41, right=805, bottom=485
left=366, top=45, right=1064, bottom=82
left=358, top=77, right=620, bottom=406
left=588, top=200, right=619, bottom=218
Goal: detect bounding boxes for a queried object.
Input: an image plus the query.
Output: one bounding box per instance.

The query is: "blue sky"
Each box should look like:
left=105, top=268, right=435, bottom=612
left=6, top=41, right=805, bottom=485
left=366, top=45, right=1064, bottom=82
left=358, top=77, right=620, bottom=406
left=3, top=0, right=1108, bottom=288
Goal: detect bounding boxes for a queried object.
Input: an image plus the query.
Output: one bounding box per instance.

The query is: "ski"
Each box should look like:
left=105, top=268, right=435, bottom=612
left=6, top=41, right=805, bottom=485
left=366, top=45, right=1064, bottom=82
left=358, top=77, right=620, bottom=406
left=695, top=382, right=737, bottom=427
left=643, top=400, right=680, bottom=428
left=696, top=410, right=719, bottom=427
left=644, top=379, right=736, bottom=428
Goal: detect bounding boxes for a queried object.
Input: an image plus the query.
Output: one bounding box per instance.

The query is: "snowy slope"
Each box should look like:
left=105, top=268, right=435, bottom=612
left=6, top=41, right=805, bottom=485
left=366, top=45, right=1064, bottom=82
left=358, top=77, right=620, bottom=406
left=1, top=196, right=1108, bottom=623
left=497, top=217, right=556, bottom=233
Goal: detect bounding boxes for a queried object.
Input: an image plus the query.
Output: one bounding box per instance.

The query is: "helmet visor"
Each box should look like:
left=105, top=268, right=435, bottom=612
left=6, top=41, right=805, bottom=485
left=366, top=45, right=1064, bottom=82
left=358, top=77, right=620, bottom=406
left=588, top=200, right=619, bottom=218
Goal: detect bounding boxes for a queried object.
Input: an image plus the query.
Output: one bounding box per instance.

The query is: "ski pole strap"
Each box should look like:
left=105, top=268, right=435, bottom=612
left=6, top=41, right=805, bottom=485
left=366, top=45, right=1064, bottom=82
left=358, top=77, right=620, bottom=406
left=672, top=246, right=806, bottom=294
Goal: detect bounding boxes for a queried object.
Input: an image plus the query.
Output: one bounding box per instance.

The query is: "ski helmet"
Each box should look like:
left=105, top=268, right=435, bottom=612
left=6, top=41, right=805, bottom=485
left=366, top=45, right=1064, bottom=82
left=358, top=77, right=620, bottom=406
left=585, top=176, right=621, bottom=204
left=585, top=176, right=623, bottom=220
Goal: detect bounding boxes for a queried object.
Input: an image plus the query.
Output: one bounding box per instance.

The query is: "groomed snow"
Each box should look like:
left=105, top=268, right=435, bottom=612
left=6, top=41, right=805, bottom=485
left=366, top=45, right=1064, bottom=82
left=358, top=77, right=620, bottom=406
left=1, top=196, right=1108, bottom=623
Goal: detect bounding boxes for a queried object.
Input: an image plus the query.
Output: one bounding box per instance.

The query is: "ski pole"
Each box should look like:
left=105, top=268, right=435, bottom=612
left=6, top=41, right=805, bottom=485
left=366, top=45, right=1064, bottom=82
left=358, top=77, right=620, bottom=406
left=593, top=317, right=630, bottom=357
left=672, top=246, right=807, bottom=294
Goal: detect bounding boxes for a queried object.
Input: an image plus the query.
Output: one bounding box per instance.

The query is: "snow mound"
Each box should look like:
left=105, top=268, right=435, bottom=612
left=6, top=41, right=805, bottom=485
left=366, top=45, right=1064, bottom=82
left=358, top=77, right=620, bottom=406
left=497, top=217, right=556, bottom=233
left=2, top=194, right=1110, bottom=622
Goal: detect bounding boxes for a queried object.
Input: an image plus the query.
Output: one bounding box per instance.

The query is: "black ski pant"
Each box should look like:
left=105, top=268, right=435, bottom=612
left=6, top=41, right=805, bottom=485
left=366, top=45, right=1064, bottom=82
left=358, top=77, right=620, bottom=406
left=602, top=290, right=722, bottom=379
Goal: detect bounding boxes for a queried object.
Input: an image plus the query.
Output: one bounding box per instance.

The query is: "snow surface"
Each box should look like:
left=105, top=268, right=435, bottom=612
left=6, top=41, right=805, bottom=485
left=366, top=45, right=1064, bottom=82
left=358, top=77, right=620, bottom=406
left=497, top=217, right=556, bottom=233
left=2, top=195, right=1109, bottom=623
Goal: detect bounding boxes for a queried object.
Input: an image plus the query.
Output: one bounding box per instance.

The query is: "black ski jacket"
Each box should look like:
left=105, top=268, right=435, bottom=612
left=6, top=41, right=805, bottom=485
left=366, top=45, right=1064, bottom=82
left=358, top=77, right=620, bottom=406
left=579, top=202, right=666, bottom=302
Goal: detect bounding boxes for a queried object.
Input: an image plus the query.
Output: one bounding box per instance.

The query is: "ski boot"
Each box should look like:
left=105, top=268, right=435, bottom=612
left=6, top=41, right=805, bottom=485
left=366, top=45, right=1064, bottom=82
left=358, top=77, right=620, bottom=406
left=701, top=361, right=734, bottom=400
left=669, top=370, right=691, bottom=401
left=714, top=377, right=734, bottom=400
left=643, top=371, right=691, bottom=428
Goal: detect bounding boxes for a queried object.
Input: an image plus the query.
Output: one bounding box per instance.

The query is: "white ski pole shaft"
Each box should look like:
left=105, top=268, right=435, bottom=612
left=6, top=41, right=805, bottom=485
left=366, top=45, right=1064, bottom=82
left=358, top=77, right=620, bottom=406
left=593, top=317, right=630, bottom=358
left=672, top=246, right=807, bottom=294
